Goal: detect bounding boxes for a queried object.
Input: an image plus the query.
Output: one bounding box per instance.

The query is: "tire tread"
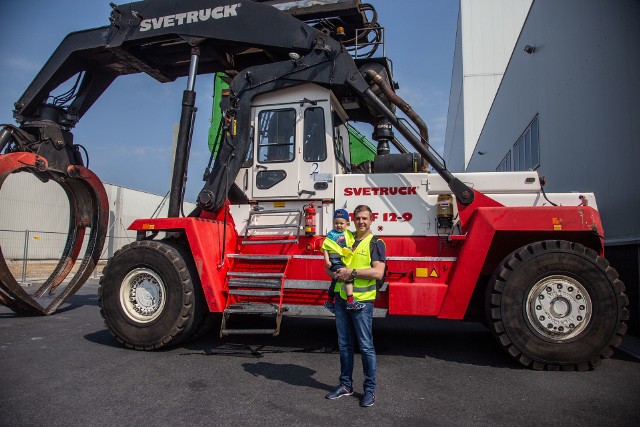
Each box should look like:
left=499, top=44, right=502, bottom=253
left=99, top=240, right=198, bottom=350
left=485, top=239, right=628, bottom=371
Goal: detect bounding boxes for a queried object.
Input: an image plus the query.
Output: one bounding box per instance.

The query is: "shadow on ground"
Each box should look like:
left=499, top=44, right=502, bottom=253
left=84, top=328, right=121, bottom=348
left=0, top=291, right=99, bottom=318
left=242, top=361, right=334, bottom=392
left=177, top=315, right=523, bottom=370
left=82, top=311, right=638, bottom=369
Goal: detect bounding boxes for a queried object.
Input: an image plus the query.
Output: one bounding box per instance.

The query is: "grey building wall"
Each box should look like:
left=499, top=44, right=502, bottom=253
left=466, top=0, right=640, bottom=332
left=468, top=0, right=639, bottom=243
left=443, top=14, right=466, bottom=172
left=443, top=0, right=532, bottom=171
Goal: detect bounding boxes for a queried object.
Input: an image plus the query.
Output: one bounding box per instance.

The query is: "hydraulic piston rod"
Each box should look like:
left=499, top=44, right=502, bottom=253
left=168, top=48, right=200, bottom=218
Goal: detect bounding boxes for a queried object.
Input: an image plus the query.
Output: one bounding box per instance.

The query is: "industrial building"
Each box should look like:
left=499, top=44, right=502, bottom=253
left=445, top=0, right=639, bottom=332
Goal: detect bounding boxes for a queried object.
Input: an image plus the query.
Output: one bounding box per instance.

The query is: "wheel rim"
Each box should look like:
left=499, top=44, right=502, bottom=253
left=525, top=275, right=592, bottom=341
left=119, top=268, right=166, bottom=323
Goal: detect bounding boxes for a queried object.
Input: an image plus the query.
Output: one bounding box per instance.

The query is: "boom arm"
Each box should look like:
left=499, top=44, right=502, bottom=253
left=14, top=0, right=348, bottom=125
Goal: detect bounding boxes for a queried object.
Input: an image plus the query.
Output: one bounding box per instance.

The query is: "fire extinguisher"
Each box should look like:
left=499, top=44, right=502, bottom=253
left=304, top=203, right=316, bottom=236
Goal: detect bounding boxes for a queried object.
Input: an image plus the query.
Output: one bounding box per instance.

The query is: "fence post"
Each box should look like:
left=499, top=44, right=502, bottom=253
left=20, top=229, right=30, bottom=286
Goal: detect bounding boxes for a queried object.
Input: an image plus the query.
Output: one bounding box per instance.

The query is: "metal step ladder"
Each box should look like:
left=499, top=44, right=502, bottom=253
left=242, top=207, right=302, bottom=245
left=220, top=254, right=292, bottom=336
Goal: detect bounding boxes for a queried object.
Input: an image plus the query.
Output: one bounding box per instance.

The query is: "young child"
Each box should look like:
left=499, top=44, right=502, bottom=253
left=322, top=209, right=365, bottom=311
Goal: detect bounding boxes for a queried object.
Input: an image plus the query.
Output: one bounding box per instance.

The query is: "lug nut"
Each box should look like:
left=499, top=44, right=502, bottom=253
left=557, top=284, right=563, bottom=289
left=568, top=287, right=574, bottom=292
left=579, top=305, right=585, bottom=310
left=577, top=316, right=583, bottom=321
left=539, top=295, right=545, bottom=300
left=547, top=323, right=553, bottom=329
left=536, top=305, right=542, bottom=310
left=569, top=323, right=575, bottom=328
left=558, top=326, right=564, bottom=332
left=546, top=287, right=552, bottom=293
left=576, top=294, right=582, bottom=300
left=539, top=316, right=545, bottom=321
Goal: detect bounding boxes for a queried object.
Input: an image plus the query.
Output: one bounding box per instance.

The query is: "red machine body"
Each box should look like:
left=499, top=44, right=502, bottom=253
left=129, top=190, right=607, bottom=320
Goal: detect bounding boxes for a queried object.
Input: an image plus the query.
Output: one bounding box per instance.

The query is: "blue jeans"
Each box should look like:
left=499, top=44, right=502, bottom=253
left=334, top=298, right=376, bottom=393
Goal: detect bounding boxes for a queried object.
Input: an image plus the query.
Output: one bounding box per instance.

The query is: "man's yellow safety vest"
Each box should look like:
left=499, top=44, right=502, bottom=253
left=335, top=234, right=379, bottom=302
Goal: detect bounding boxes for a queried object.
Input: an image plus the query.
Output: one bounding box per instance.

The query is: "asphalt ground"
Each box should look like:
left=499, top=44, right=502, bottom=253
left=1, top=279, right=639, bottom=426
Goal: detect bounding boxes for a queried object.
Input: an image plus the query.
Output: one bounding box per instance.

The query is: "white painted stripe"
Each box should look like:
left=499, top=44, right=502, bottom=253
left=285, top=280, right=331, bottom=289
left=387, top=256, right=457, bottom=262
left=292, top=255, right=457, bottom=262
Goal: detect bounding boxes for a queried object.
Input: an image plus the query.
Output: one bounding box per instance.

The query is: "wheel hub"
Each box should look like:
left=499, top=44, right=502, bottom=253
left=526, top=275, right=592, bottom=341
left=120, top=268, right=166, bottom=323
left=129, top=276, right=162, bottom=315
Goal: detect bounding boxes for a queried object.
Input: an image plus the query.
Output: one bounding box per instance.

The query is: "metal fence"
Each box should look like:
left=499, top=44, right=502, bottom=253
left=1, top=229, right=134, bottom=261
left=1, top=229, right=135, bottom=283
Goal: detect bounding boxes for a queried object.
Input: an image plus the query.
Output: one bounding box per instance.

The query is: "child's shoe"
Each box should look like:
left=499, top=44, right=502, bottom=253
left=346, top=300, right=365, bottom=310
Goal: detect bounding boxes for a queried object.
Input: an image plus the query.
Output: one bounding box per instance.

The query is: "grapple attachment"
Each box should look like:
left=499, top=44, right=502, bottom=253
left=0, top=152, right=108, bottom=315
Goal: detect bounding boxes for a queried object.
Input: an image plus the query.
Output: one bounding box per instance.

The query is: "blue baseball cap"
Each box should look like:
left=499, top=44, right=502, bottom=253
left=334, top=209, right=350, bottom=220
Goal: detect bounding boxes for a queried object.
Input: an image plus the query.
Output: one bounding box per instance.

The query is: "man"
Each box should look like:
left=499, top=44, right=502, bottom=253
left=324, top=204, right=386, bottom=408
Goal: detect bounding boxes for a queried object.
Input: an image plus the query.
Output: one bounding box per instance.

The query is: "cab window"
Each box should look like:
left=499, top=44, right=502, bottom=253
left=303, top=107, right=327, bottom=162
left=257, top=109, right=295, bottom=163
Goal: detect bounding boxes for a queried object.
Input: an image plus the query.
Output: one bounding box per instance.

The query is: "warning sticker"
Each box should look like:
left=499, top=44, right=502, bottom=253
left=416, top=268, right=439, bottom=278
left=416, top=268, right=428, bottom=277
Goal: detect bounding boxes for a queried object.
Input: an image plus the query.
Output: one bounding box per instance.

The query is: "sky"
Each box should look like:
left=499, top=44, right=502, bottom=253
left=0, top=0, right=459, bottom=202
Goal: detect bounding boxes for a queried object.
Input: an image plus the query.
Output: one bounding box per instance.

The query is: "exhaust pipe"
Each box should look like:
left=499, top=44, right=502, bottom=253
left=364, top=69, right=429, bottom=168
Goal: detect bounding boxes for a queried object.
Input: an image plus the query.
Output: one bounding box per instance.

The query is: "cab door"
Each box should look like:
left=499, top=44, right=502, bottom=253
left=249, top=84, right=336, bottom=201
left=251, top=106, right=300, bottom=199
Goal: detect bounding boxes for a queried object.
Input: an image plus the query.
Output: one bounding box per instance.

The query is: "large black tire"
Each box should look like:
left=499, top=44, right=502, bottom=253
left=166, top=241, right=219, bottom=343
left=486, top=240, right=629, bottom=371
left=99, top=240, right=201, bottom=350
